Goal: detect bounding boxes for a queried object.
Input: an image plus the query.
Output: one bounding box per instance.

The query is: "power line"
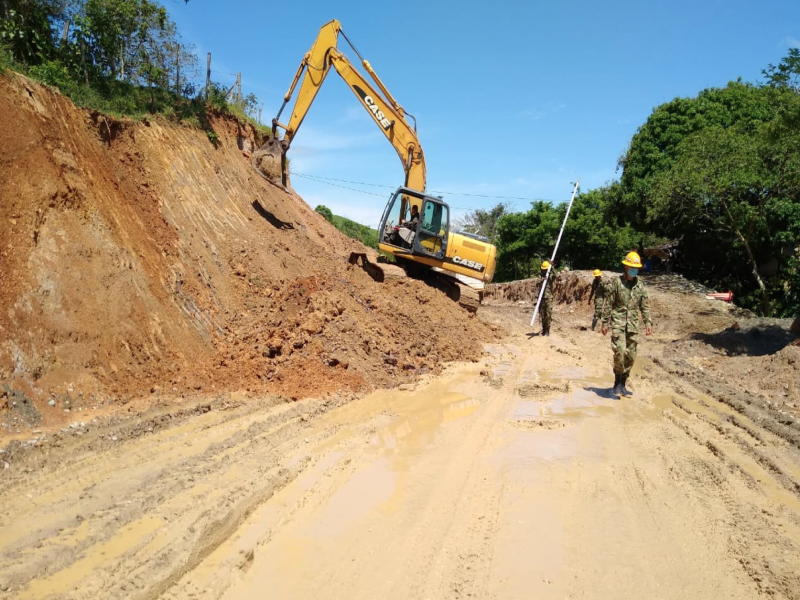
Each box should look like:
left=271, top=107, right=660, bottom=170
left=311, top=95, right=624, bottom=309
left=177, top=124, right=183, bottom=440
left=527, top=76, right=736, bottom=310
left=290, top=172, right=504, bottom=211
left=291, top=172, right=388, bottom=198
left=288, top=170, right=562, bottom=203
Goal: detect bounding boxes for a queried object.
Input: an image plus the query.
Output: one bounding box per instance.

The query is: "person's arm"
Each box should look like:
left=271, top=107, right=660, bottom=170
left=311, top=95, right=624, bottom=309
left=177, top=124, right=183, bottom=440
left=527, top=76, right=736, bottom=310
left=601, top=278, right=616, bottom=333
left=640, top=287, right=653, bottom=335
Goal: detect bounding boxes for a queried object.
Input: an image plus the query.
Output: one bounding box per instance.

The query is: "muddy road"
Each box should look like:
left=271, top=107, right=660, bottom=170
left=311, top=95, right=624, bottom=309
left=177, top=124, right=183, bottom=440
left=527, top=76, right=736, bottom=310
left=2, top=296, right=800, bottom=600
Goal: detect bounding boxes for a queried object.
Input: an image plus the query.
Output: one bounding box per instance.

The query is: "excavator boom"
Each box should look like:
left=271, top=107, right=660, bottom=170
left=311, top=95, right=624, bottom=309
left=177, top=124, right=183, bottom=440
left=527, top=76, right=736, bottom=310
left=253, top=19, right=424, bottom=191
left=253, top=19, right=497, bottom=305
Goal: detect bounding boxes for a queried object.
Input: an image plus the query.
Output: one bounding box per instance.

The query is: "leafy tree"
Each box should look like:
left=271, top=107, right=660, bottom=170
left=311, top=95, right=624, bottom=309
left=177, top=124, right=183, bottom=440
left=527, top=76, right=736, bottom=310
left=763, top=47, right=800, bottom=93
left=0, top=0, right=66, bottom=64
left=618, top=73, right=800, bottom=316
left=495, top=201, right=561, bottom=281
left=314, top=205, right=333, bottom=223
left=618, top=81, right=781, bottom=225
left=454, top=202, right=509, bottom=245
left=561, top=184, right=641, bottom=270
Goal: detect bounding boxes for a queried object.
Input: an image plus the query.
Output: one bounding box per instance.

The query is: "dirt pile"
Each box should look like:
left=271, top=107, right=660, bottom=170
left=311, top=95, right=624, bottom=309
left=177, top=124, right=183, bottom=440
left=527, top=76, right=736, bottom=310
left=0, top=74, right=491, bottom=432
left=483, top=271, right=593, bottom=306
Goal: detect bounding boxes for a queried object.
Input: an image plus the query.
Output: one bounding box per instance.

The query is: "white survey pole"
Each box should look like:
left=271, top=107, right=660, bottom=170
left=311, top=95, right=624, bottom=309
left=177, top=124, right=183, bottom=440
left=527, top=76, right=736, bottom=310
left=530, top=180, right=580, bottom=328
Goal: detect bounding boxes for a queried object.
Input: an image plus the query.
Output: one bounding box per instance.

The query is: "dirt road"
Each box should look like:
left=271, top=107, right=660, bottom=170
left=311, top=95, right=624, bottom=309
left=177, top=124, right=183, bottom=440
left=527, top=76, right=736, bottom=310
left=2, top=299, right=800, bottom=600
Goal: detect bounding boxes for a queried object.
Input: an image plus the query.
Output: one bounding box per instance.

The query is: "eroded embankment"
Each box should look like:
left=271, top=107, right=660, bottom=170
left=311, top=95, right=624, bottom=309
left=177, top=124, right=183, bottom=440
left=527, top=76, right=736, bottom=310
left=483, top=271, right=593, bottom=306
left=0, top=74, right=492, bottom=434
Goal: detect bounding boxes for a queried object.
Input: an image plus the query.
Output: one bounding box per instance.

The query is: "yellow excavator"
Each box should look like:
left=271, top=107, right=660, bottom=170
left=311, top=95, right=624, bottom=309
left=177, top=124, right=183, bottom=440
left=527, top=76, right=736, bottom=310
left=252, top=19, right=496, bottom=310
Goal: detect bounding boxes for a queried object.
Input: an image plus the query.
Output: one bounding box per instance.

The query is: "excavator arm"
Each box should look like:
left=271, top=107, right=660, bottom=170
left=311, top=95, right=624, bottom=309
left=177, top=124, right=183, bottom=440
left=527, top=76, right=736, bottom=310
left=253, top=19, right=426, bottom=192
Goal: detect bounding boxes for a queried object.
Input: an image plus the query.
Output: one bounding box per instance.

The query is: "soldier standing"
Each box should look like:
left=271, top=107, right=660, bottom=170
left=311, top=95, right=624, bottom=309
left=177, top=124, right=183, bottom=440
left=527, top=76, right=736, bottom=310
left=601, top=252, right=653, bottom=398
left=587, top=269, right=606, bottom=331
left=539, top=260, right=553, bottom=336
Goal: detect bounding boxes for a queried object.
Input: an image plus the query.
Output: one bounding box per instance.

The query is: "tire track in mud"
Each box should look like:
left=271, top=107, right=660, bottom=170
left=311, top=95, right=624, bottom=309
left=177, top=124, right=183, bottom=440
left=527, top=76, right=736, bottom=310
left=648, top=381, right=800, bottom=599
left=0, top=394, right=360, bottom=600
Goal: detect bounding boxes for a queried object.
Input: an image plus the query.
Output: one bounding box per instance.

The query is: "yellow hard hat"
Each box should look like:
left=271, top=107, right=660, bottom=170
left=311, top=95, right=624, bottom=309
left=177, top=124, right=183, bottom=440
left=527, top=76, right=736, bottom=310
left=541, top=260, right=550, bottom=270
left=593, top=269, right=602, bottom=277
left=622, top=251, right=642, bottom=268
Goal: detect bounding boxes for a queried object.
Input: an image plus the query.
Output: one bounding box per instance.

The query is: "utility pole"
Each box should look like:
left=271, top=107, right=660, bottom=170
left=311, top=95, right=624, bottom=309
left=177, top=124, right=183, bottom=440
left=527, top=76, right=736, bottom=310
left=60, top=19, right=70, bottom=46
left=236, top=72, right=242, bottom=106
left=205, top=53, right=211, bottom=100
left=530, top=180, right=580, bottom=328
left=175, top=44, right=180, bottom=97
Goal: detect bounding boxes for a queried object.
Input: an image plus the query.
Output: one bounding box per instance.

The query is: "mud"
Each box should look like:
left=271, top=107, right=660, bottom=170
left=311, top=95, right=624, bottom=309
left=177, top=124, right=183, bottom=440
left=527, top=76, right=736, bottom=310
left=2, top=288, right=799, bottom=599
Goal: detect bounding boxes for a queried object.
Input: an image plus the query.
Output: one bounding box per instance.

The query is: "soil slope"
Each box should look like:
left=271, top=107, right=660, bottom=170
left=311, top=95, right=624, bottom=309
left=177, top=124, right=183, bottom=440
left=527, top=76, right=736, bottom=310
left=0, top=74, right=491, bottom=433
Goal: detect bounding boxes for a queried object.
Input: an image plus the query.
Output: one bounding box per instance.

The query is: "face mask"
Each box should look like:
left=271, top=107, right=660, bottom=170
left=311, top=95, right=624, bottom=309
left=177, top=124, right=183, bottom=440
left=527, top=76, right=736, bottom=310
left=628, top=268, right=639, bottom=278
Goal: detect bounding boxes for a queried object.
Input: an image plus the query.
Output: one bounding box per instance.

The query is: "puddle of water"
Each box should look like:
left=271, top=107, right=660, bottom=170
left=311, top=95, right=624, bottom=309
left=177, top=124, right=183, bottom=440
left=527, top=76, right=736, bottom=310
left=370, top=393, right=478, bottom=457
left=303, top=457, right=397, bottom=538
left=217, top=371, right=491, bottom=600
left=19, top=515, right=163, bottom=600
left=651, top=394, right=688, bottom=419
left=539, top=367, right=608, bottom=387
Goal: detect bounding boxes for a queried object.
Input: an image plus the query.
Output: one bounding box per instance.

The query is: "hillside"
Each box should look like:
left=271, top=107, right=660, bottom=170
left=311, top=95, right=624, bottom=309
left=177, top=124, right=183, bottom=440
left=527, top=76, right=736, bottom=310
left=0, top=74, right=492, bottom=433
left=330, top=214, right=379, bottom=249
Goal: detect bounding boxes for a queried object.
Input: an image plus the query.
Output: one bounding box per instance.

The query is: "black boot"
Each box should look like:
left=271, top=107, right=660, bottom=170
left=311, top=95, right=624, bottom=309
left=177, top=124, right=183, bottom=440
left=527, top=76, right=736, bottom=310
left=620, top=373, right=633, bottom=396
left=542, top=327, right=550, bottom=337
left=591, top=317, right=597, bottom=331
left=611, top=373, right=622, bottom=399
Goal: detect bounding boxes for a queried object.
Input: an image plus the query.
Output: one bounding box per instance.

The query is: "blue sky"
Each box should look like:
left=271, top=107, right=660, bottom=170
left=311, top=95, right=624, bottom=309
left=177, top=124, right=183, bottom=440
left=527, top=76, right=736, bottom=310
left=168, top=0, right=800, bottom=226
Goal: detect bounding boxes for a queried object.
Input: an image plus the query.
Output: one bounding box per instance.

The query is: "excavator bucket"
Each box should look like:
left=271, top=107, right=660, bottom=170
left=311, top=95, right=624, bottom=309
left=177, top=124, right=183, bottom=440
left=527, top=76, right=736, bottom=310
left=251, top=136, right=286, bottom=187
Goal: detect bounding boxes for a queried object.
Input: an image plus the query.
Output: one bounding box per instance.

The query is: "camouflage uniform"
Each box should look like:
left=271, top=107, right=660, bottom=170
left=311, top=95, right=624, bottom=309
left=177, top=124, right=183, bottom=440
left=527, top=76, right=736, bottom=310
left=601, top=275, right=652, bottom=375
left=539, top=272, right=553, bottom=333
left=588, top=277, right=608, bottom=323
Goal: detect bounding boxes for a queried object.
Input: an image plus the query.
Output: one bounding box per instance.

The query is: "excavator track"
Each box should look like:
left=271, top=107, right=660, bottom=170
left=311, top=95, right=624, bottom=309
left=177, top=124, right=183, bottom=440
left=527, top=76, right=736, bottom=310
left=348, top=253, right=482, bottom=312
left=428, top=272, right=482, bottom=313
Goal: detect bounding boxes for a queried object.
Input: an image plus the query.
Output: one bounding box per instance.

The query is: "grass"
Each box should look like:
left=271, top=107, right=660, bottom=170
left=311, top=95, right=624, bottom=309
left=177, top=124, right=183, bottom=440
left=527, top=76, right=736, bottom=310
left=7, top=59, right=269, bottom=146
left=331, top=214, right=379, bottom=249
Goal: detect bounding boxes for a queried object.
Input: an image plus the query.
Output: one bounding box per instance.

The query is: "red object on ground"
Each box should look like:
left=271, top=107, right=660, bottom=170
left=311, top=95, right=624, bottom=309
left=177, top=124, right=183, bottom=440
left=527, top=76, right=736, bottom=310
left=705, top=292, right=733, bottom=302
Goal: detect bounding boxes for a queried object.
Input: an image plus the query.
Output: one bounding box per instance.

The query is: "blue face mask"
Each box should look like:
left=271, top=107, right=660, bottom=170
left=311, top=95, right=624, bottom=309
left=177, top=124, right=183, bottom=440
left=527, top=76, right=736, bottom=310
left=628, top=268, right=639, bottom=278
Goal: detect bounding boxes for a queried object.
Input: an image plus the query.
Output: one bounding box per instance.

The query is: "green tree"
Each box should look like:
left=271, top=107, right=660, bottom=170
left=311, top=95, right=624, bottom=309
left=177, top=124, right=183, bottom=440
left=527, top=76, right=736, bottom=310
left=561, top=184, right=641, bottom=270
left=495, top=201, right=560, bottom=281
left=0, top=0, right=66, bottom=64
left=618, top=74, right=800, bottom=316
left=454, top=202, right=509, bottom=246
left=618, top=81, right=782, bottom=225
left=314, top=205, right=333, bottom=223
left=763, top=47, right=800, bottom=92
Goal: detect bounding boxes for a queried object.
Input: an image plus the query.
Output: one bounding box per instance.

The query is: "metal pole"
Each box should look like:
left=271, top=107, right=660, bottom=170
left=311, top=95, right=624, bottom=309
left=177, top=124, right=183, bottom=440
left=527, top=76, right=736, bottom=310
left=530, top=180, right=580, bottom=328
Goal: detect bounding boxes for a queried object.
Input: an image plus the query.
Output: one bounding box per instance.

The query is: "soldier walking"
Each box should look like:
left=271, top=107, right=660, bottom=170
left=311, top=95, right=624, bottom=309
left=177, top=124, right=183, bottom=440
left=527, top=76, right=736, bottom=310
left=539, top=260, right=553, bottom=336
left=588, top=269, right=606, bottom=331
left=601, top=252, right=653, bottom=398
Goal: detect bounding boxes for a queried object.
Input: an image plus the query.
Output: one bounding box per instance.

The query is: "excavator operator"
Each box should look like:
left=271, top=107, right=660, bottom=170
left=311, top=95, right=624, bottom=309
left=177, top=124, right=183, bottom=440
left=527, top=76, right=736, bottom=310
left=400, top=205, right=419, bottom=229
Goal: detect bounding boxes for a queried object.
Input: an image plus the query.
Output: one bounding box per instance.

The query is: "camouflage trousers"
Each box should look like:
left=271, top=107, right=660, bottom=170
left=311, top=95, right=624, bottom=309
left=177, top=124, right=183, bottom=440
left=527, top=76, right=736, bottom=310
left=593, top=298, right=605, bottom=321
left=611, top=329, right=638, bottom=375
left=540, top=299, right=552, bottom=331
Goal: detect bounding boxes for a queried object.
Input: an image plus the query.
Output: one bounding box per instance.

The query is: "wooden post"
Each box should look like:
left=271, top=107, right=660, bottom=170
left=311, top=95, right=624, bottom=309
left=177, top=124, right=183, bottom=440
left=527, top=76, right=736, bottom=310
left=60, top=19, right=70, bottom=46
left=80, top=40, right=89, bottom=86
left=205, top=52, right=211, bottom=99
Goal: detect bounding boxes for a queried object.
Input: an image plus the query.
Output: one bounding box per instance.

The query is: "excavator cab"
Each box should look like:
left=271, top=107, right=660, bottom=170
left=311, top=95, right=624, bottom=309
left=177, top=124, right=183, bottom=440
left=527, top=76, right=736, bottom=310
left=379, top=187, right=449, bottom=260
